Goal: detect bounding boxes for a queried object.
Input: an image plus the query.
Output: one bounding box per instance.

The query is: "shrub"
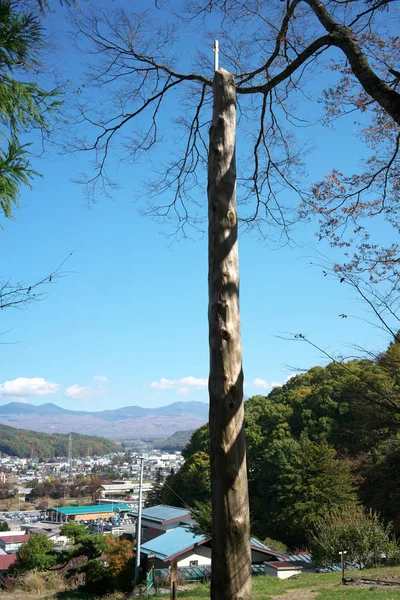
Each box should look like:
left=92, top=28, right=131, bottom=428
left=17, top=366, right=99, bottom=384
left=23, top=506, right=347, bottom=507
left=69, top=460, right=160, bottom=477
left=263, top=537, right=288, bottom=554
left=0, top=574, right=18, bottom=591
left=311, top=506, right=397, bottom=568
left=20, top=571, right=47, bottom=593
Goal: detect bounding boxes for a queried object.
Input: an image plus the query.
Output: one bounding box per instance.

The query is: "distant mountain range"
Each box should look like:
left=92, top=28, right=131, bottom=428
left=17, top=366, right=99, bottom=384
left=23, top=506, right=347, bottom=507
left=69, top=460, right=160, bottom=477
left=0, top=401, right=209, bottom=440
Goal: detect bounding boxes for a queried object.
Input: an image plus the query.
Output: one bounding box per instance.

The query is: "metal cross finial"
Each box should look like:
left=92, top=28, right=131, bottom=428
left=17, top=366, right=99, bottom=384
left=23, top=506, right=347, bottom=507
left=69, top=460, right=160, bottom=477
left=214, top=40, right=219, bottom=71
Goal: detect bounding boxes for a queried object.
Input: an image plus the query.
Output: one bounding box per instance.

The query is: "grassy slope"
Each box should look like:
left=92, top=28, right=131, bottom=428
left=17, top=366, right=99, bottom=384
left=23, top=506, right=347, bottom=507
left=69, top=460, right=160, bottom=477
left=2, top=567, right=400, bottom=600
left=148, top=567, right=400, bottom=600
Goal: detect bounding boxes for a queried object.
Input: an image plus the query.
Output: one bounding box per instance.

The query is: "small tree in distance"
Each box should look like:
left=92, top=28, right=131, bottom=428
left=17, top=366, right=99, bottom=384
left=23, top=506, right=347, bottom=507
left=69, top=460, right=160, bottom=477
left=144, top=468, right=164, bottom=508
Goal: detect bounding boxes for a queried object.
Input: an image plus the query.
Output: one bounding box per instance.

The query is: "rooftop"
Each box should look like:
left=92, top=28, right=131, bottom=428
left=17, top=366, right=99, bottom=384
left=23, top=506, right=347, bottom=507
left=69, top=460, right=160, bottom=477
left=129, top=505, right=191, bottom=524
left=251, top=538, right=288, bottom=558
left=140, top=524, right=289, bottom=563
left=0, top=535, right=30, bottom=544
left=141, top=525, right=207, bottom=561
left=53, top=503, right=130, bottom=515
left=0, top=555, right=17, bottom=570
left=100, top=484, right=136, bottom=491
left=267, top=561, right=304, bottom=569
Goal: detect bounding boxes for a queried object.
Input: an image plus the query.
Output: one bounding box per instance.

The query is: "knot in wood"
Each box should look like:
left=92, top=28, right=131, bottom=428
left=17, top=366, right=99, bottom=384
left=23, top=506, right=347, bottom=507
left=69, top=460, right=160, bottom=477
left=227, top=209, right=236, bottom=224
left=221, top=328, right=230, bottom=341
left=213, top=141, right=223, bottom=155
left=217, top=116, right=225, bottom=127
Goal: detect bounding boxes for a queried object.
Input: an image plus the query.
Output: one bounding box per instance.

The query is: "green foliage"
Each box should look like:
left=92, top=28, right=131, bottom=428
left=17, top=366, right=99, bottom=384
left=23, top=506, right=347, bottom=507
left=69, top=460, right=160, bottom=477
left=189, top=499, right=212, bottom=538
left=258, top=434, right=358, bottom=545
left=159, top=429, right=194, bottom=451
left=77, top=558, right=108, bottom=593
left=35, top=0, right=78, bottom=14
left=0, top=423, right=120, bottom=457
left=358, top=441, right=400, bottom=536
left=103, top=535, right=135, bottom=592
left=0, top=520, right=8, bottom=531
left=15, top=534, right=57, bottom=572
left=145, top=468, right=164, bottom=508
left=0, top=0, right=62, bottom=222
left=262, top=537, right=288, bottom=554
left=169, top=338, right=400, bottom=548
left=60, top=528, right=134, bottom=594
left=57, top=531, right=107, bottom=581
left=182, top=425, right=209, bottom=460
left=311, top=507, right=396, bottom=569
left=160, top=451, right=210, bottom=507
left=60, top=521, right=88, bottom=544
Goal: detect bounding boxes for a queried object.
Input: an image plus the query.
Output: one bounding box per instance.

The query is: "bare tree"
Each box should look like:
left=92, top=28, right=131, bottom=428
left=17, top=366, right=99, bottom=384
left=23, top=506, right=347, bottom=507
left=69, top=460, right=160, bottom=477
left=67, top=1, right=400, bottom=597
left=0, top=253, right=72, bottom=311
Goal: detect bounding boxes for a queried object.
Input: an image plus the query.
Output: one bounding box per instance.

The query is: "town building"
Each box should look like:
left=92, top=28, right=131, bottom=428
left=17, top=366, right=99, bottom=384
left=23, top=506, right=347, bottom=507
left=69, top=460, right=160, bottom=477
left=49, top=503, right=131, bottom=523
left=128, top=504, right=194, bottom=542
left=0, top=534, right=30, bottom=553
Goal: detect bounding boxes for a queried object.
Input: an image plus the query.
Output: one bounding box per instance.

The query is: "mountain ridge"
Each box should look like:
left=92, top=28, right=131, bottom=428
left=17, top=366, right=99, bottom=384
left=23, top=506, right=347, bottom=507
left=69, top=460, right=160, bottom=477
left=0, top=401, right=209, bottom=440
left=0, top=422, right=120, bottom=458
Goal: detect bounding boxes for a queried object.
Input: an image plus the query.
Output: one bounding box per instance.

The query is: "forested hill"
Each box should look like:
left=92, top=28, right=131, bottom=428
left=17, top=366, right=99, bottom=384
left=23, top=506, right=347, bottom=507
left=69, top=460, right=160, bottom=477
left=160, top=337, right=400, bottom=547
left=159, top=429, right=194, bottom=451
left=0, top=424, right=120, bottom=458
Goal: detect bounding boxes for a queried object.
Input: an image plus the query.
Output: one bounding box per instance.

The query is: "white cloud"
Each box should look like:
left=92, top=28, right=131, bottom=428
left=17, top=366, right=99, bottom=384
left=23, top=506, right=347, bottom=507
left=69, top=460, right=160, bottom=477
left=252, top=378, right=282, bottom=390
left=93, top=375, right=109, bottom=384
left=177, top=387, right=190, bottom=396
left=65, top=375, right=109, bottom=400
left=150, top=376, right=208, bottom=392
left=64, top=384, right=101, bottom=400
left=0, top=377, right=60, bottom=398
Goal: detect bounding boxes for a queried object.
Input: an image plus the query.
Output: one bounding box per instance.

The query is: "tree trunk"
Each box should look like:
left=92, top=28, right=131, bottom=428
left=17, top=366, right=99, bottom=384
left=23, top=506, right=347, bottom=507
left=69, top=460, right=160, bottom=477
left=208, top=68, right=252, bottom=600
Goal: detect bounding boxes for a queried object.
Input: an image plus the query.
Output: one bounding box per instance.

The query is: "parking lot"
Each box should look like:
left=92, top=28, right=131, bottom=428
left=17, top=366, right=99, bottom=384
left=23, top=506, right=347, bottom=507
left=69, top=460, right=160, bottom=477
left=0, top=510, right=43, bottom=527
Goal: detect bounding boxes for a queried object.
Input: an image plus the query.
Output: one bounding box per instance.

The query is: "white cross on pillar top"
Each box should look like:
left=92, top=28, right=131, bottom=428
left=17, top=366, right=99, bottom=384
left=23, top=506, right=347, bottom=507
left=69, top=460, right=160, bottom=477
left=214, top=40, right=219, bottom=71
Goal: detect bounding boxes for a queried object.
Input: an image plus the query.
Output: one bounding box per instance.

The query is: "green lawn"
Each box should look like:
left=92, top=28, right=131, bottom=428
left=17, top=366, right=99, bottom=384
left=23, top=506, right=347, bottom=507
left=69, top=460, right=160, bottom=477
left=2, top=567, right=400, bottom=600
left=143, top=567, right=400, bottom=599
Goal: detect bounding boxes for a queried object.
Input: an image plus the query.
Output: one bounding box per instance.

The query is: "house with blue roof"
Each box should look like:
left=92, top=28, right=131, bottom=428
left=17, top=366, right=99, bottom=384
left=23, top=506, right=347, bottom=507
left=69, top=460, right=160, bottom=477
left=140, top=525, right=210, bottom=568
left=139, top=523, right=290, bottom=570
left=128, top=505, right=194, bottom=542
left=131, top=506, right=323, bottom=578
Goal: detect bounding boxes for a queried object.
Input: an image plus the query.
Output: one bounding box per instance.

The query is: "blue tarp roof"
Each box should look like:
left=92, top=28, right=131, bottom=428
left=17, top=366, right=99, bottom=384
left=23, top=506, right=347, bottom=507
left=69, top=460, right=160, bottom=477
left=141, top=526, right=206, bottom=561
left=129, top=504, right=191, bottom=523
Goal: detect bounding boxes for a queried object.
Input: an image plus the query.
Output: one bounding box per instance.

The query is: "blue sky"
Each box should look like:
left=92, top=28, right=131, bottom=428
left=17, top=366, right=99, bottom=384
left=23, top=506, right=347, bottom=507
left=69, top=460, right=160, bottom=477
left=0, top=0, right=394, bottom=411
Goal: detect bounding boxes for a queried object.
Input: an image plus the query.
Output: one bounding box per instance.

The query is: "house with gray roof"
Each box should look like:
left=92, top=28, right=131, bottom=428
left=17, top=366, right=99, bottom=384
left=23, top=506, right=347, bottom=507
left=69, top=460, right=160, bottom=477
left=129, top=505, right=194, bottom=542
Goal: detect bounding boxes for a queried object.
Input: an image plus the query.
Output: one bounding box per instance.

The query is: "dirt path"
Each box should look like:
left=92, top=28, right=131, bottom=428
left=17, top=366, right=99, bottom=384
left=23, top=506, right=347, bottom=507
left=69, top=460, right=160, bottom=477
left=270, top=583, right=341, bottom=600
left=272, top=589, right=319, bottom=600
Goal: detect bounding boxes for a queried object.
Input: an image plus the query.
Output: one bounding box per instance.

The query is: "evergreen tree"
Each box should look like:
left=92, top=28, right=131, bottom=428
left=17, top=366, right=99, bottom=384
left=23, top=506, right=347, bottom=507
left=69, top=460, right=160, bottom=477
left=145, top=468, right=164, bottom=507
left=260, top=434, right=358, bottom=545
left=0, top=0, right=62, bottom=223
left=15, top=534, right=57, bottom=572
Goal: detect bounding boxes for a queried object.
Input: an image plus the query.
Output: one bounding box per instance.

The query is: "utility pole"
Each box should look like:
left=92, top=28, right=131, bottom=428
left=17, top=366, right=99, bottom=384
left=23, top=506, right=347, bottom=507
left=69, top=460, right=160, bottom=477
left=135, top=456, right=144, bottom=585
left=68, top=433, right=73, bottom=476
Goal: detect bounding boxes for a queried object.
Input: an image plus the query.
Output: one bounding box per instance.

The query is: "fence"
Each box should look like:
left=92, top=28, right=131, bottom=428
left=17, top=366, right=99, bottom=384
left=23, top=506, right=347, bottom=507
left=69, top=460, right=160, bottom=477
left=146, top=563, right=265, bottom=593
